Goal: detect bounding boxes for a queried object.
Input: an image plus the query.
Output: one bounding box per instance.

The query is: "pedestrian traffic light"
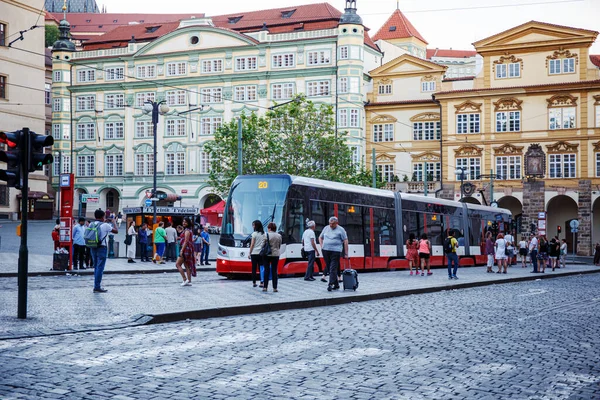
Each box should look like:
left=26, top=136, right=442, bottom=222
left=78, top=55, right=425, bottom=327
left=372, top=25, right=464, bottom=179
left=557, top=225, right=562, bottom=234
left=0, top=130, right=23, bottom=189
left=28, top=131, right=54, bottom=172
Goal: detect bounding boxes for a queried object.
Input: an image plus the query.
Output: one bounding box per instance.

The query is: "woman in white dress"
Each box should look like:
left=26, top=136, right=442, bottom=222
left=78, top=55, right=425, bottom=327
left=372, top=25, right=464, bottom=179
left=495, top=233, right=508, bottom=274
left=126, top=220, right=137, bottom=263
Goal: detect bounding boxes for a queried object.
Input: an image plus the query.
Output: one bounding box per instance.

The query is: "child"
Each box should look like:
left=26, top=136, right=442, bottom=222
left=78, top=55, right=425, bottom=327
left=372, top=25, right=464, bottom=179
left=52, top=227, right=60, bottom=251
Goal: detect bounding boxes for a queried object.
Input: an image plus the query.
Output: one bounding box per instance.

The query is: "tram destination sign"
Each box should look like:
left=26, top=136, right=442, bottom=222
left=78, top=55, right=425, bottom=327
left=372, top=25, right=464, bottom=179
left=123, top=207, right=198, bottom=215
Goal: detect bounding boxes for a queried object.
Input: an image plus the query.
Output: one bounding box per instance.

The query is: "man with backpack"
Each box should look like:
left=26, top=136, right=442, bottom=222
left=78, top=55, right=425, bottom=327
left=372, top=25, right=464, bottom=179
left=85, top=209, right=118, bottom=293
left=445, top=230, right=460, bottom=280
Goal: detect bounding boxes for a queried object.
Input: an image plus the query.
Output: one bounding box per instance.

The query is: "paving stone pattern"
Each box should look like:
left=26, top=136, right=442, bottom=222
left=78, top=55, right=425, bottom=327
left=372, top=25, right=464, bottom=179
left=1, top=274, right=599, bottom=399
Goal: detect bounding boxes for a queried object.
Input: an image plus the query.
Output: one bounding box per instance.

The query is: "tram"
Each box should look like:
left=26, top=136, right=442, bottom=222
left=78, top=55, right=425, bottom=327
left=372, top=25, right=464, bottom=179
left=216, top=175, right=512, bottom=277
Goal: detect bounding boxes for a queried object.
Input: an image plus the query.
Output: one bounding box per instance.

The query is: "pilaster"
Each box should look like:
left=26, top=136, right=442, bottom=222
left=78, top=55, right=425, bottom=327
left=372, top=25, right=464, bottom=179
left=577, top=180, right=592, bottom=255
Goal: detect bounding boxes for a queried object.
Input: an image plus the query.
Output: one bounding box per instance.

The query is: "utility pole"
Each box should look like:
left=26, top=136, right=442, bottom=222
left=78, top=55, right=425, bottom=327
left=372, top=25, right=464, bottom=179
left=423, top=162, right=428, bottom=197
left=18, top=129, right=30, bottom=319
left=238, top=117, right=243, bottom=176
left=372, top=148, right=376, bottom=188
left=489, top=168, right=494, bottom=205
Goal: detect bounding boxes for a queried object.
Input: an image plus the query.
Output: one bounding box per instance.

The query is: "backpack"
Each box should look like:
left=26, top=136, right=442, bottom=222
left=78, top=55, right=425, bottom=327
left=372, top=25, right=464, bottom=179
left=84, top=221, right=105, bottom=248
left=444, top=237, right=454, bottom=254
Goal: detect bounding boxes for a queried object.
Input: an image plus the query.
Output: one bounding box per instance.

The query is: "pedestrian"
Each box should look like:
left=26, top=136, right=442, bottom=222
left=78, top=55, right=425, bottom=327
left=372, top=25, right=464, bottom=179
left=494, top=233, right=508, bottom=274
left=405, top=233, right=419, bottom=276
left=485, top=231, right=495, bottom=273
left=319, top=216, right=349, bottom=292
left=538, top=236, right=549, bottom=273
left=84, top=220, right=93, bottom=268
left=302, top=220, right=320, bottom=281
left=117, top=211, right=123, bottom=228
left=418, top=233, right=432, bottom=276
left=165, top=222, right=178, bottom=262
left=126, top=220, right=137, bottom=263
left=153, top=221, right=167, bottom=264
left=248, top=220, right=266, bottom=288
left=176, top=217, right=195, bottom=287
left=52, top=227, right=60, bottom=251
left=263, top=222, right=282, bottom=292
left=200, top=225, right=211, bottom=266
left=594, top=242, right=600, bottom=266
left=446, top=230, right=459, bottom=280
left=560, top=239, right=568, bottom=268
left=193, top=228, right=203, bottom=266
left=72, top=217, right=87, bottom=270
left=89, top=209, right=118, bottom=293
left=549, top=237, right=560, bottom=271
left=529, top=233, right=539, bottom=273
left=504, top=230, right=515, bottom=266
left=138, top=222, right=151, bottom=262
left=518, top=236, right=528, bottom=268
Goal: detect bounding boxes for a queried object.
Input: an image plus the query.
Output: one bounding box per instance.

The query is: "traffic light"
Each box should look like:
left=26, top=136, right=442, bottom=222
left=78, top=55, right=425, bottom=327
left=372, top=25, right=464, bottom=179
left=557, top=225, right=562, bottom=234
left=28, top=131, right=54, bottom=172
left=0, top=130, right=23, bottom=189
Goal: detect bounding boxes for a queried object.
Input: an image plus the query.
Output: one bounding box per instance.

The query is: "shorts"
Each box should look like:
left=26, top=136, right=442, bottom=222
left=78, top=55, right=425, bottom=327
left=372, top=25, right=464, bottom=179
left=519, top=248, right=527, bottom=256
left=155, top=242, right=165, bottom=256
left=194, top=243, right=202, bottom=253
left=537, top=252, right=548, bottom=261
left=419, top=252, right=430, bottom=260
left=487, top=254, right=494, bottom=267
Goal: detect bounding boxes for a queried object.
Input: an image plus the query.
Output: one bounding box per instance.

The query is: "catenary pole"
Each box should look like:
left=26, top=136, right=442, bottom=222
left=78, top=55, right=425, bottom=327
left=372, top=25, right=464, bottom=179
left=18, top=128, right=30, bottom=319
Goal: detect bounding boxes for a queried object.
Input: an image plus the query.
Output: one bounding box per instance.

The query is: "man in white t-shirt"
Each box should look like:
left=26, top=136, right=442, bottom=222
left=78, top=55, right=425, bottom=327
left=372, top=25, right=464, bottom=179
left=90, top=209, right=118, bottom=293
left=302, top=221, right=320, bottom=281
left=529, top=234, right=539, bottom=273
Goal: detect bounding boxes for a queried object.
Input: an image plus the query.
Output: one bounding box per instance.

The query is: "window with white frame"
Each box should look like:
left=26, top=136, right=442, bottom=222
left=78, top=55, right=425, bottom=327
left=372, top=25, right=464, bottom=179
left=234, top=85, right=257, bottom=101
left=456, top=157, right=481, bottom=180
left=105, top=93, right=124, bottom=109
left=201, top=117, right=222, bottom=135
left=596, top=153, right=600, bottom=177
left=549, top=153, right=576, bottom=178
left=53, top=155, right=71, bottom=176
left=413, top=162, right=441, bottom=181
left=350, top=46, right=362, bottom=60
left=496, top=111, right=521, bottom=132
left=134, top=152, right=153, bottom=176
left=53, top=71, right=62, bottom=82
left=596, top=105, right=600, bottom=128
left=136, top=65, right=156, bottom=78
left=135, top=120, right=153, bottom=138
left=307, top=50, right=331, bottom=65
left=349, top=109, right=359, bottom=127
left=456, top=113, right=480, bottom=134
left=105, top=154, right=123, bottom=176
left=307, top=81, right=330, bottom=97
left=377, top=164, right=395, bottom=182
left=52, top=124, right=61, bottom=140
left=166, top=119, right=186, bottom=136
left=166, top=151, right=185, bottom=175
left=104, top=121, right=124, bottom=140
left=338, top=109, right=348, bottom=127
left=76, top=95, right=95, bottom=111
left=413, top=121, right=441, bottom=141
left=549, top=107, right=576, bottom=130
left=199, top=151, right=212, bottom=174
left=549, top=58, right=575, bottom=75
left=202, top=59, right=223, bottom=73
left=166, top=90, right=186, bottom=106
left=272, top=83, right=294, bottom=100
left=496, top=155, right=521, bottom=180
left=272, top=53, right=295, bottom=68
left=77, top=155, right=95, bottom=177
left=105, top=66, right=124, bottom=81
left=373, top=123, right=394, bottom=142
left=339, top=77, right=349, bottom=94
left=351, top=146, right=359, bottom=166
left=166, top=62, right=187, bottom=76
left=339, top=46, right=349, bottom=60
left=77, top=69, right=95, bottom=82
left=421, top=81, right=436, bottom=92
left=76, top=122, right=95, bottom=140
left=45, top=83, right=51, bottom=105
left=53, top=98, right=61, bottom=112
left=378, top=83, right=392, bottom=95
left=136, top=92, right=155, bottom=107
left=235, top=56, right=257, bottom=71
left=201, top=88, right=222, bottom=104
left=496, top=63, right=520, bottom=79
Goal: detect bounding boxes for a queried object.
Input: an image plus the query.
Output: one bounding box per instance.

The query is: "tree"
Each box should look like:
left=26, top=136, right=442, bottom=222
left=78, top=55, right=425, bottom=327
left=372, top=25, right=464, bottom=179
left=45, top=25, right=59, bottom=48
left=205, top=95, right=382, bottom=195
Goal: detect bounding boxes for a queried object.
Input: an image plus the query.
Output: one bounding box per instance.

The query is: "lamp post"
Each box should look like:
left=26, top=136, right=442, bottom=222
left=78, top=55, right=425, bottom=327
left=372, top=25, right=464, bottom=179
left=54, top=150, right=61, bottom=219
left=455, top=168, right=466, bottom=200
left=143, top=100, right=169, bottom=224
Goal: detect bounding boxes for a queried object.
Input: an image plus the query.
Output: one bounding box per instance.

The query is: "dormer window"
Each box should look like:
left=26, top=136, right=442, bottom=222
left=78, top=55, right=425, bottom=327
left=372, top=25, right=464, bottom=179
left=494, top=54, right=522, bottom=79
left=86, top=19, right=91, bottom=23
left=281, top=10, right=296, bottom=18
left=145, top=26, right=160, bottom=33
left=228, top=16, right=243, bottom=24
left=547, top=49, right=578, bottom=75
left=389, top=26, right=396, bottom=32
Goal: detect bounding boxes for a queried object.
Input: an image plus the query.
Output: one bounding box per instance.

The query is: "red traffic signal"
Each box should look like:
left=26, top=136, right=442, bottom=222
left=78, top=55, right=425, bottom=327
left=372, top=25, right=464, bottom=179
left=0, top=130, right=23, bottom=188
left=0, top=131, right=20, bottom=148
left=557, top=225, right=562, bottom=234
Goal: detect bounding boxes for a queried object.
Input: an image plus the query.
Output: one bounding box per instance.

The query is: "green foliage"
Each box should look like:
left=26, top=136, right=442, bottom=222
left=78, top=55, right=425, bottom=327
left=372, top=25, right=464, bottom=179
left=205, top=95, right=384, bottom=195
left=45, top=25, right=59, bottom=48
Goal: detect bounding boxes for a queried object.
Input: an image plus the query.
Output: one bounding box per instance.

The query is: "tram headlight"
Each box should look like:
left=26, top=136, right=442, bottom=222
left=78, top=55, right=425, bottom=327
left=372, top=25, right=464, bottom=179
left=218, top=246, right=228, bottom=256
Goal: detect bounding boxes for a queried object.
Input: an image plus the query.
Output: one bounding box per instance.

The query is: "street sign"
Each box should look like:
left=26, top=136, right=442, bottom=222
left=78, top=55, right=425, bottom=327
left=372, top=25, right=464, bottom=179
left=572, top=228, right=578, bottom=233
left=81, top=194, right=100, bottom=204
left=145, top=199, right=152, bottom=207
left=569, top=220, right=580, bottom=229
left=538, top=212, right=546, bottom=219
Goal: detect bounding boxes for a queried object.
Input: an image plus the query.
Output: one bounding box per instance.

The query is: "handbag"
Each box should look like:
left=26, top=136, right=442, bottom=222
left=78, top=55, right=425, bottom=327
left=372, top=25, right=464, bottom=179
left=259, top=233, right=271, bottom=256
left=124, top=234, right=132, bottom=246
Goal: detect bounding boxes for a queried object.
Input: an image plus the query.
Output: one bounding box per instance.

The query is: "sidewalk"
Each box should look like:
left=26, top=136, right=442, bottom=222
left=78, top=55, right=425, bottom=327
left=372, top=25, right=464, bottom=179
left=1, top=263, right=599, bottom=340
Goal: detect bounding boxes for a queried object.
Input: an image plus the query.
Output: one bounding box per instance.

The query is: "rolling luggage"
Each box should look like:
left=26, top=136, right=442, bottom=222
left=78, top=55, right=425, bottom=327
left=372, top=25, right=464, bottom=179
left=342, top=268, right=358, bottom=291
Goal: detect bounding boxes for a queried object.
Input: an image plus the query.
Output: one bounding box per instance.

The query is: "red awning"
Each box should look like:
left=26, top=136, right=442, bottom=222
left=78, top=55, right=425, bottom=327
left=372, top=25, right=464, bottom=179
left=200, top=200, right=225, bottom=215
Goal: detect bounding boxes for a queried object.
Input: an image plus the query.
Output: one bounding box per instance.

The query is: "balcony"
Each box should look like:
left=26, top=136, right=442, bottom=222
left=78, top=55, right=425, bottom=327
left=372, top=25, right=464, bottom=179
left=383, top=181, right=441, bottom=194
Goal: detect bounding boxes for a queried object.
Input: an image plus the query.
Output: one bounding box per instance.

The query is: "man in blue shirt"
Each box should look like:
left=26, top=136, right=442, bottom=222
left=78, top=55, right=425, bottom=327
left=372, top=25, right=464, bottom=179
left=200, top=225, right=210, bottom=266
left=138, top=222, right=150, bottom=262
left=72, top=217, right=87, bottom=270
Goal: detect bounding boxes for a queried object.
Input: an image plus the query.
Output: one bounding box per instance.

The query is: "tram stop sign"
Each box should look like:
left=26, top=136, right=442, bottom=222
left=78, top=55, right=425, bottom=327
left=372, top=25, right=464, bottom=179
left=569, top=220, right=580, bottom=230
left=145, top=198, right=152, bottom=207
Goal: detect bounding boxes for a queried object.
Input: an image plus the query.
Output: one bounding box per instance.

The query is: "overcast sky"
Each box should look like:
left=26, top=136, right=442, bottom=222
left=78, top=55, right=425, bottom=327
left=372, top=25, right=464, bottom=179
left=95, top=0, right=600, bottom=53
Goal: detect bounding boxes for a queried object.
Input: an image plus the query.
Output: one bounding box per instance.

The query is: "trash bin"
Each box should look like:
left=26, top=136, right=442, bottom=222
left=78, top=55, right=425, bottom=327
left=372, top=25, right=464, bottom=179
left=52, top=253, right=69, bottom=271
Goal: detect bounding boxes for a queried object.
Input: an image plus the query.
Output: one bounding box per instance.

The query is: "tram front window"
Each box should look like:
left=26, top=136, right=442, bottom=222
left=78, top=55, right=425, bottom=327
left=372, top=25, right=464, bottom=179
left=222, top=177, right=289, bottom=246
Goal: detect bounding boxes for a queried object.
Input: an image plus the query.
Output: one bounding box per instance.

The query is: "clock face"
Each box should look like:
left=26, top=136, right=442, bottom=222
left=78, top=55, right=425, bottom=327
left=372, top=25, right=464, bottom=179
left=60, top=174, right=71, bottom=188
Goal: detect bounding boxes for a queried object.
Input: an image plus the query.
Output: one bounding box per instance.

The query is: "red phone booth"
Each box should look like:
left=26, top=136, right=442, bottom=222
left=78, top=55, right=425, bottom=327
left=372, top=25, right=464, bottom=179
left=58, top=174, right=75, bottom=270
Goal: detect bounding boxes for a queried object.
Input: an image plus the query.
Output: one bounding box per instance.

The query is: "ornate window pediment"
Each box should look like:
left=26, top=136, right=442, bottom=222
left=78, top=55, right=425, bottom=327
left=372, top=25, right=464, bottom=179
left=494, top=143, right=524, bottom=155
left=492, top=53, right=523, bottom=72
left=411, top=151, right=440, bottom=162
left=593, top=142, right=600, bottom=152
left=376, top=153, right=396, bottom=163
left=546, top=141, right=579, bottom=153
left=370, top=114, right=397, bottom=124
left=377, top=78, right=391, bottom=86
left=454, top=100, right=482, bottom=113
left=493, top=97, right=523, bottom=111
left=421, top=75, right=436, bottom=82
left=454, top=144, right=482, bottom=156
left=410, top=112, right=440, bottom=122
left=545, top=48, right=579, bottom=67
left=547, top=94, right=577, bottom=108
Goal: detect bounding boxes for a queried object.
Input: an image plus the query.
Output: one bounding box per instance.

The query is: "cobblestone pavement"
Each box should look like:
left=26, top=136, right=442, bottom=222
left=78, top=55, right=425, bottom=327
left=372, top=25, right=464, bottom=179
left=0, top=274, right=599, bottom=399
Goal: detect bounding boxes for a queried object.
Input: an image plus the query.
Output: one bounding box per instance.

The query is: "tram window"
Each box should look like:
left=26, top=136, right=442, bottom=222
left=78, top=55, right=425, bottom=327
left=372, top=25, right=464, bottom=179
left=428, top=214, right=443, bottom=245
left=403, top=211, right=422, bottom=241
left=310, top=200, right=328, bottom=238
left=337, top=204, right=363, bottom=244
left=470, top=218, right=483, bottom=247
left=375, top=208, right=395, bottom=246
left=444, top=215, right=464, bottom=244
left=286, top=199, right=304, bottom=243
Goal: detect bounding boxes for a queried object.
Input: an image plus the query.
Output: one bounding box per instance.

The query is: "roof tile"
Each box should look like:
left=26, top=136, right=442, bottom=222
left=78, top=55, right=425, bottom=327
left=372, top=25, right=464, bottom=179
left=372, top=9, right=427, bottom=44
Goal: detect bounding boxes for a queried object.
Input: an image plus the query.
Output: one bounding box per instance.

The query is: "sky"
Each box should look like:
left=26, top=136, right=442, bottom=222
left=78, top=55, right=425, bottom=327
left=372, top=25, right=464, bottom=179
left=94, top=0, right=600, bottom=54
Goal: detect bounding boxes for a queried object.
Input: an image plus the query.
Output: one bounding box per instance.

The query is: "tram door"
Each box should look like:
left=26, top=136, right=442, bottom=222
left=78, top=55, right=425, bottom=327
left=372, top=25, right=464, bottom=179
left=363, top=207, right=391, bottom=269
left=363, top=208, right=376, bottom=269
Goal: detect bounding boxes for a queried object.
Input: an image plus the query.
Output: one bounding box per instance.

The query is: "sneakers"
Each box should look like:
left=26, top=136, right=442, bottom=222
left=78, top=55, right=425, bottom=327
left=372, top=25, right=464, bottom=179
left=452, top=275, right=458, bottom=280
left=304, top=277, right=316, bottom=281
left=93, top=287, right=107, bottom=293
left=321, top=278, right=327, bottom=283
left=409, top=271, right=413, bottom=275
left=127, top=259, right=136, bottom=263
left=427, top=272, right=433, bottom=276
left=421, top=272, right=425, bottom=276
left=180, top=280, right=192, bottom=287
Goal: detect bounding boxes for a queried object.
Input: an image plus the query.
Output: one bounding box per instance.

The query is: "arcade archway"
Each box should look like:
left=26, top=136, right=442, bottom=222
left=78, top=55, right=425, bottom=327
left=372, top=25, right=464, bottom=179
left=546, top=195, right=578, bottom=251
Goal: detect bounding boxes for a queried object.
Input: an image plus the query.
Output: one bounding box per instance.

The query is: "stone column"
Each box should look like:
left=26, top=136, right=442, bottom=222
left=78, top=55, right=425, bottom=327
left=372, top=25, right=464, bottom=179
left=577, top=180, right=592, bottom=256
left=521, top=180, right=545, bottom=237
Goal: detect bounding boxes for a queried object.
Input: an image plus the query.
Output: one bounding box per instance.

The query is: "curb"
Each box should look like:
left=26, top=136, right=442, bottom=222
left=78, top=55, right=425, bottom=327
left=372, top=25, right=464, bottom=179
left=144, top=268, right=600, bottom=325
left=0, top=267, right=216, bottom=278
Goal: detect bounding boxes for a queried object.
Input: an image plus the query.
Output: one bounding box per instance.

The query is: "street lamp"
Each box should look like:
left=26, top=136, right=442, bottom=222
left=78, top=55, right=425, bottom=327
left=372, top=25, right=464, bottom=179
left=143, top=100, right=169, bottom=224
left=455, top=168, right=466, bottom=200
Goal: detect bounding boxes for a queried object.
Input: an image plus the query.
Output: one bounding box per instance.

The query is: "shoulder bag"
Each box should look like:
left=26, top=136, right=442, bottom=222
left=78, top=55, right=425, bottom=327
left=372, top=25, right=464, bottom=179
left=260, top=233, right=271, bottom=256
